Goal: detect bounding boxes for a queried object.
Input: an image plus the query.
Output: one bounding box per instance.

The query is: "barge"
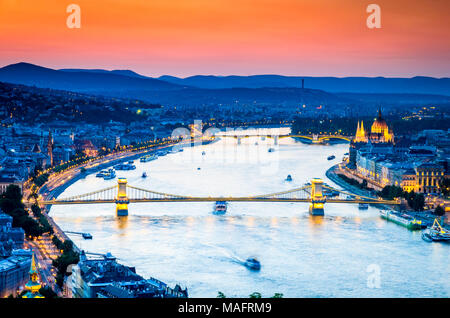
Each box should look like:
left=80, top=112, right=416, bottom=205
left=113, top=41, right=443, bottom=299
left=379, top=210, right=423, bottom=230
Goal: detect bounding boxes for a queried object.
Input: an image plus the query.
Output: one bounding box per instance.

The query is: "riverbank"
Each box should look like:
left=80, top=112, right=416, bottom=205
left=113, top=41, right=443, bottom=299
left=326, top=164, right=449, bottom=228
left=326, top=164, right=376, bottom=199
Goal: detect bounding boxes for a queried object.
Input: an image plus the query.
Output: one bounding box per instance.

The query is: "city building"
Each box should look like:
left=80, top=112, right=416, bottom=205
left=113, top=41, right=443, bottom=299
left=0, top=176, right=23, bottom=194
left=74, top=140, right=99, bottom=157
left=414, top=163, right=445, bottom=194
left=0, top=249, right=32, bottom=298
left=0, top=210, right=25, bottom=251
left=70, top=251, right=188, bottom=298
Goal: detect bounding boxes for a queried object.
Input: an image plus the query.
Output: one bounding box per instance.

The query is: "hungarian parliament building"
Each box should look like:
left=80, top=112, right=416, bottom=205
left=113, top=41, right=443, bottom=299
left=348, top=110, right=447, bottom=195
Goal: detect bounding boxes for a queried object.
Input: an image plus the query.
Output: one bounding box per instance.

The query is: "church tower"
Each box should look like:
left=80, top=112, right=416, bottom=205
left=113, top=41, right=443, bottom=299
left=22, top=254, right=44, bottom=298
left=47, top=129, right=53, bottom=166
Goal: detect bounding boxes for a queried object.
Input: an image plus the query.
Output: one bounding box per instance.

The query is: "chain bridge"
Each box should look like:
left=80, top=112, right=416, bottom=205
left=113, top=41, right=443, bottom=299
left=38, top=178, right=399, bottom=216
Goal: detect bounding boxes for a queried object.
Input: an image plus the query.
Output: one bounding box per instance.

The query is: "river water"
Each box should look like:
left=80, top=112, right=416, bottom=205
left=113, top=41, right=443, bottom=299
left=51, top=128, right=449, bottom=298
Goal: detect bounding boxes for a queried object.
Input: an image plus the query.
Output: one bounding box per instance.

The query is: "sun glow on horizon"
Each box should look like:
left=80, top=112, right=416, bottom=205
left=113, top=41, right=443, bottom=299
left=0, top=0, right=449, bottom=77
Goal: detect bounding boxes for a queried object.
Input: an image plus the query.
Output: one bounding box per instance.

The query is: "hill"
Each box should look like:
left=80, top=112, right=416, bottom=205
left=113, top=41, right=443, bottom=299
left=0, top=62, right=183, bottom=93
left=158, top=75, right=450, bottom=95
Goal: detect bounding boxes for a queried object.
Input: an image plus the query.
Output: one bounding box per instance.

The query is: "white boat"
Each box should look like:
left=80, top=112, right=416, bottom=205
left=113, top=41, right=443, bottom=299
left=103, top=169, right=116, bottom=180
left=268, top=148, right=275, bottom=153
left=114, top=163, right=136, bottom=170
left=213, top=201, right=227, bottom=215
left=358, top=203, right=369, bottom=209
left=140, top=154, right=158, bottom=162
left=96, top=170, right=108, bottom=178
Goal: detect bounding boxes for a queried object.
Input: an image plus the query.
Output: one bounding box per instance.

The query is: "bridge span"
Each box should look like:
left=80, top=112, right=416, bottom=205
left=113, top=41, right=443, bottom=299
left=215, top=134, right=351, bottom=145
left=36, top=178, right=399, bottom=216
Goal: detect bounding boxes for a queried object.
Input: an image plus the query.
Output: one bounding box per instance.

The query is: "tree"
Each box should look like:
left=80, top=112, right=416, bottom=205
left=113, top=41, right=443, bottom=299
left=434, top=206, right=445, bottom=217
left=31, top=204, right=42, bottom=217
left=249, top=292, right=262, bottom=298
left=378, top=185, right=404, bottom=200
left=271, top=293, right=284, bottom=298
left=440, top=179, right=450, bottom=197
left=0, top=184, right=24, bottom=214
left=39, top=286, right=58, bottom=298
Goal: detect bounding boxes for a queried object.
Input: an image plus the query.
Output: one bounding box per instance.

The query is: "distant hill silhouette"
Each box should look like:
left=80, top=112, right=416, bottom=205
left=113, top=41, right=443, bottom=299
left=60, top=68, right=148, bottom=79
left=0, top=63, right=448, bottom=107
left=0, top=62, right=183, bottom=93
left=158, top=74, right=450, bottom=95
left=119, top=87, right=352, bottom=106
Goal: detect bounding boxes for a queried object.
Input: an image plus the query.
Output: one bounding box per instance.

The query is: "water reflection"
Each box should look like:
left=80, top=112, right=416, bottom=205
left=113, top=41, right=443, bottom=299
left=309, top=215, right=324, bottom=226
left=115, top=216, right=128, bottom=230
left=51, top=133, right=449, bottom=297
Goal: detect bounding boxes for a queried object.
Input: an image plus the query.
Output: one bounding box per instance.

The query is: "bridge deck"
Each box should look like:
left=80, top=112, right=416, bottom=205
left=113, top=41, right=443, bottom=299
left=41, top=198, right=399, bottom=205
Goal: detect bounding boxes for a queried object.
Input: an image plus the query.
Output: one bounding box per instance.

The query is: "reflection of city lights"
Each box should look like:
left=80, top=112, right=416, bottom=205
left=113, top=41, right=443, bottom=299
left=291, top=217, right=299, bottom=225
left=271, top=217, right=278, bottom=227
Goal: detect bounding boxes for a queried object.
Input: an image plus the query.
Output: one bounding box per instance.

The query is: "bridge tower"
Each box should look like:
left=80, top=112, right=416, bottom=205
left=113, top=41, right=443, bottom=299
left=312, top=134, right=320, bottom=144
left=309, top=178, right=325, bottom=215
left=116, top=178, right=130, bottom=216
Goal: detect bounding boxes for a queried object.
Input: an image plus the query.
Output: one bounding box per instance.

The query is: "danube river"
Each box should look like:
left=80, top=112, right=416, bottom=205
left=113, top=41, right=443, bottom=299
left=51, top=129, right=449, bottom=297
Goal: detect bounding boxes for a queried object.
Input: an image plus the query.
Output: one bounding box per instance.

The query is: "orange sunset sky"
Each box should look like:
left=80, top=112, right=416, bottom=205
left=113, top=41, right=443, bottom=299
left=0, top=0, right=449, bottom=77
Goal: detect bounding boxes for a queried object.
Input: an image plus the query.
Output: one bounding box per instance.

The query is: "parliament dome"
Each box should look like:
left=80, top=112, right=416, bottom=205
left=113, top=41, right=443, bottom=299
left=371, top=109, right=389, bottom=134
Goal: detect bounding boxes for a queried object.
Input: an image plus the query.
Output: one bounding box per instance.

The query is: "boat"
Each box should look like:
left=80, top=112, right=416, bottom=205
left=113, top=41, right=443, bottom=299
left=140, top=154, right=158, bottom=162
left=268, top=148, right=275, bottom=153
left=128, top=160, right=134, bottom=164
left=82, top=233, right=92, bottom=240
left=379, top=210, right=422, bottom=230
left=103, top=169, right=116, bottom=180
left=285, top=175, right=292, bottom=182
left=114, top=163, right=136, bottom=170
left=344, top=152, right=349, bottom=156
left=213, top=201, right=227, bottom=215
left=422, top=218, right=450, bottom=242
left=202, top=151, right=206, bottom=156
left=142, top=172, right=147, bottom=178
left=358, top=203, right=369, bottom=210
left=96, top=170, right=108, bottom=178
left=244, top=258, right=261, bottom=271
left=327, top=155, right=336, bottom=160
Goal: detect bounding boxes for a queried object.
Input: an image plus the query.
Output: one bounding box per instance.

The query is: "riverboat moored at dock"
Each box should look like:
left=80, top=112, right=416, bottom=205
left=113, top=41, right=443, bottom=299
left=140, top=154, right=158, bottom=162
left=380, top=210, right=423, bottom=230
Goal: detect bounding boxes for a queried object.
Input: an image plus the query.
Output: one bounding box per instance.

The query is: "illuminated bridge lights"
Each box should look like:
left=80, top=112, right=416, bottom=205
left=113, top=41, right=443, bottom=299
left=36, top=178, right=399, bottom=217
